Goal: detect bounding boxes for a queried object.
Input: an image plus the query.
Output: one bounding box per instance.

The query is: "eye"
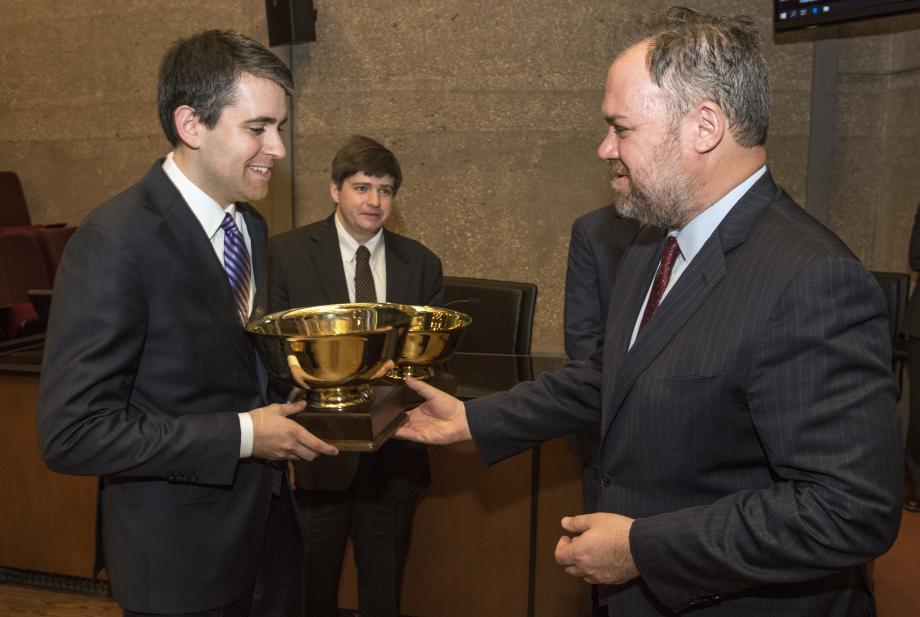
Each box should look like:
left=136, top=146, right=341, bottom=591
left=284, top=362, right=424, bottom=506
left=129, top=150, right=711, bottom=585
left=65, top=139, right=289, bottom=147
left=379, top=187, right=393, bottom=197
left=249, top=127, right=266, bottom=135
left=613, top=125, right=629, bottom=136
left=353, top=185, right=368, bottom=193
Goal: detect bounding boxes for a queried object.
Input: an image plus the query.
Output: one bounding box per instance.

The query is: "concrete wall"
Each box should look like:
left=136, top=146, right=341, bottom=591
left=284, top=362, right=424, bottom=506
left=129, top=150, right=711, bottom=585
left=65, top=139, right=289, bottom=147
left=1, top=0, right=917, bottom=352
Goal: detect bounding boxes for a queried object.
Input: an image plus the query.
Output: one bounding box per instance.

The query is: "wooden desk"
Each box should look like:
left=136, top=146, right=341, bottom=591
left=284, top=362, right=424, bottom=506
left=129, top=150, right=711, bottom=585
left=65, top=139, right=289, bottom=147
left=1, top=344, right=585, bottom=616
left=0, top=369, right=97, bottom=578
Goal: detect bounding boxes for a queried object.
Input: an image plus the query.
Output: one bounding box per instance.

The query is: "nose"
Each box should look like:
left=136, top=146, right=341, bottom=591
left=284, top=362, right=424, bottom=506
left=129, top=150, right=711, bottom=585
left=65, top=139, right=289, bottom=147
left=597, top=129, right=618, bottom=161
left=264, top=127, right=286, bottom=160
left=367, top=189, right=380, bottom=207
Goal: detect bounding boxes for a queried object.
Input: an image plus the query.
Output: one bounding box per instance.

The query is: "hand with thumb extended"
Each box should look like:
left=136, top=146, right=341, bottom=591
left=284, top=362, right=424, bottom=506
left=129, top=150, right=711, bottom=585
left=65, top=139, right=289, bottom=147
left=395, top=378, right=471, bottom=445
left=249, top=400, right=338, bottom=461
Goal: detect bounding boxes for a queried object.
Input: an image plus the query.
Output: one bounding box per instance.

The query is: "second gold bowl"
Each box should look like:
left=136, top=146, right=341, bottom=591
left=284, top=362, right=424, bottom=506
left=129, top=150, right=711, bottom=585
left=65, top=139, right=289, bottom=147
left=386, top=305, right=472, bottom=381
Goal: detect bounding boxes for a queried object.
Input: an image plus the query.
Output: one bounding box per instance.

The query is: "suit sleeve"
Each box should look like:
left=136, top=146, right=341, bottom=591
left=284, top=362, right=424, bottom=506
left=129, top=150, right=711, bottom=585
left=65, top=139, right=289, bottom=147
left=467, top=357, right=603, bottom=463
left=36, top=221, right=239, bottom=483
left=564, top=218, right=604, bottom=360
left=630, top=257, right=903, bottom=611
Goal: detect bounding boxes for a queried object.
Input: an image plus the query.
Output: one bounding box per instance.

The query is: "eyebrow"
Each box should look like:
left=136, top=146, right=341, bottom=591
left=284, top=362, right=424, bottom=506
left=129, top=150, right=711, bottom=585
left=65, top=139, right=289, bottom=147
left=352, top=180, right=394, bottom=187
left=245, top=116, right=284, bottom=124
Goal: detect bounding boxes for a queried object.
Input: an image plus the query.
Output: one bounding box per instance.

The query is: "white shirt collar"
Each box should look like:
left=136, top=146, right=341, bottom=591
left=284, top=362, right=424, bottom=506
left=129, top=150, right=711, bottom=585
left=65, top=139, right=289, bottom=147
left=162, top=151, right=238, bottom=239
left=334, top=210, right=384, bottom=261
left=671, top=165, right=767, bottom=263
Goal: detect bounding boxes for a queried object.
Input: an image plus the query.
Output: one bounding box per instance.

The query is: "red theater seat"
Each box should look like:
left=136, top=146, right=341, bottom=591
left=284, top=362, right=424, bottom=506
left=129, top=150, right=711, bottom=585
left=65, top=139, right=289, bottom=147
left=0, top=171, right=32, bottom=228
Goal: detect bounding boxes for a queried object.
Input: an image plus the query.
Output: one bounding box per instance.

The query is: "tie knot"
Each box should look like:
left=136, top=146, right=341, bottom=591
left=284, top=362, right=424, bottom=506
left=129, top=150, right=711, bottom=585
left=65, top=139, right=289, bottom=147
left=355, top=245, right=371, bottom=262
left=221, top=212, right=240, bottom=235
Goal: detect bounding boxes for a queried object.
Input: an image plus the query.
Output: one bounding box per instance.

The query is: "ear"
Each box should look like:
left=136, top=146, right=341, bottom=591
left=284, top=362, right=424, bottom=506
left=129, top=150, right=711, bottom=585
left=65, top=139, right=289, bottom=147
left=173, top=105, right=203, bottom=149
left=329, top=180, right=341, bottom=205
left=691, top=101, right=725, bottom=154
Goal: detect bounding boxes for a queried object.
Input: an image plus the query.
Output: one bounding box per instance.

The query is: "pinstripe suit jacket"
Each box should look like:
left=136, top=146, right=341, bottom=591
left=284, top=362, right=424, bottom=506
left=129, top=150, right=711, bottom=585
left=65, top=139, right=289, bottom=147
left=467, top=171, right=902, bottom=616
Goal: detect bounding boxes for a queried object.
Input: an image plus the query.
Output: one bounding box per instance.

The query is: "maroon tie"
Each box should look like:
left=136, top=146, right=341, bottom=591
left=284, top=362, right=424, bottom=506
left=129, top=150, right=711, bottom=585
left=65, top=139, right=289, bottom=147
left=638, top=236, right=680, bottom=332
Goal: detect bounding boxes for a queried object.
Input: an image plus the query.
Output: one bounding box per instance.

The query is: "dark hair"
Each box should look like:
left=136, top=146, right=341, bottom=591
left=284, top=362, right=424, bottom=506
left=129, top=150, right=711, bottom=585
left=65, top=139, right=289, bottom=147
left=331, top=135, right=403, bottom=195
left=157, top=30, right=293, bottom=147
left=624, top=7, right=770, bottom=147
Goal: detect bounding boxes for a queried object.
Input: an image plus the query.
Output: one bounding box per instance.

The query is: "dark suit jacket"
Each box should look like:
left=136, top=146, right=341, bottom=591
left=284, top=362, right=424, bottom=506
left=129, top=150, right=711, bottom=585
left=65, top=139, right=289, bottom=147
left=564, top=206, right=639, bottom=467
left=467, top=171, right=902, bottom=616
left=564, top=205, right=640, bottom=360
left=36, top=162, right=279, bottom=614
left=269, top=214, right=443, bottom=499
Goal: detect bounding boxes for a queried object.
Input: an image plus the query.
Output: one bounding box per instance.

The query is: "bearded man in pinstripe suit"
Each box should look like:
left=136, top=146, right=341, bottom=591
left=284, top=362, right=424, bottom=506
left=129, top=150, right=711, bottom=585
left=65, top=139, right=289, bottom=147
left=395, top=7, right=902, bottom=617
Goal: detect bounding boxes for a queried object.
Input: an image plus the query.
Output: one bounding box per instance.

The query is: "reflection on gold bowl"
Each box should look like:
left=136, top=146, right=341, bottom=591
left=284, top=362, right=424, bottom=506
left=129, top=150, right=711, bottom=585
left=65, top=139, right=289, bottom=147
left=386, top=306, right=472, bottom=381
left=246, top=303, right=415, bottom=409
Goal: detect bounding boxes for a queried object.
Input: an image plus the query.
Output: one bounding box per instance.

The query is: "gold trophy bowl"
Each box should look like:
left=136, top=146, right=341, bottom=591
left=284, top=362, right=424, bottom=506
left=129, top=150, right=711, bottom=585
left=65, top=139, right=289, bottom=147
left=385, top=306, right=472, bottom=381
left=246, top=303, right=416, bottom=451
left=247, top=303, right=415, bottom=407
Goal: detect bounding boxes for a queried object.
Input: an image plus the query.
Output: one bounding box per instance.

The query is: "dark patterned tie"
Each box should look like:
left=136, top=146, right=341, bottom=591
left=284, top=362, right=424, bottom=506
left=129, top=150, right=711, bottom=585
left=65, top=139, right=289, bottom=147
left=354, top=245, right=376, bottom=302
left=220, top=213, right=252, bottom=323
left=638, top=235, right=680, bottom=332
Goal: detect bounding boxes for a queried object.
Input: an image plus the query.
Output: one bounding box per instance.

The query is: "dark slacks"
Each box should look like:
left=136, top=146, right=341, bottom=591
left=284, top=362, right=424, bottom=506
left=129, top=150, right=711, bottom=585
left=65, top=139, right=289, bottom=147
left=124, top=488, right=302, bottom=617
left=295, top=452, right=418, bottom=617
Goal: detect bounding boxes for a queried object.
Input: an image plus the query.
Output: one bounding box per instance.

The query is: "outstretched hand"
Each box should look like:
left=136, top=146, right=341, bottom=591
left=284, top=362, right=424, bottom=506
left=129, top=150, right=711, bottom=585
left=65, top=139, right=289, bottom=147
left=395, top=378, right=472, bottom=445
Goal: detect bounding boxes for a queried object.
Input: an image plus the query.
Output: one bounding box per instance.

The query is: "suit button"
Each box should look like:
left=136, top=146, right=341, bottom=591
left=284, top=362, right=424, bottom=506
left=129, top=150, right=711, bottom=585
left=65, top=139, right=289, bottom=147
left=601, top=475, right=611, bottom=487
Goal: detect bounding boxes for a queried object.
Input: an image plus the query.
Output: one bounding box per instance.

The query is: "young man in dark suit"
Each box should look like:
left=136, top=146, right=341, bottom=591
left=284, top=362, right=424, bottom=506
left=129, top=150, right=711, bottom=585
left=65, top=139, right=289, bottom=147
left=36, top=30, right=337, bottom=617
left=396, top=7, right=902, bottom=616
left=269, top=135, right=443, bottom=617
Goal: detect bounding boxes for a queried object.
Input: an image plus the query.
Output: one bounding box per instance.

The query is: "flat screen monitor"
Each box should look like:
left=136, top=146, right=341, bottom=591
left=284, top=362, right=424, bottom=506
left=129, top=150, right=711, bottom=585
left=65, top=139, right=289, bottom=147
left=774, top=0, right=920, bottom=31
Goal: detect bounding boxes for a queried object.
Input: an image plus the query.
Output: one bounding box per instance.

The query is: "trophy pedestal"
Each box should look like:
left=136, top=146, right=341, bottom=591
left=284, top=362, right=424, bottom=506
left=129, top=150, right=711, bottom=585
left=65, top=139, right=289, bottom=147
left=290, top=384, right=407, bottom=452
left=289, top=375, right=458, bottom=452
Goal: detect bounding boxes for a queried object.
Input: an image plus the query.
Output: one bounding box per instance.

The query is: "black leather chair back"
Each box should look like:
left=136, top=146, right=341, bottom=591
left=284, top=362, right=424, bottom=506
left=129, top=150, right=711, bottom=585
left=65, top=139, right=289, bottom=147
left=871, top=271, right=909, bottom=343
left=443, top=276, right=537, bottom=355
left=870, top=270, right=910, bottom=399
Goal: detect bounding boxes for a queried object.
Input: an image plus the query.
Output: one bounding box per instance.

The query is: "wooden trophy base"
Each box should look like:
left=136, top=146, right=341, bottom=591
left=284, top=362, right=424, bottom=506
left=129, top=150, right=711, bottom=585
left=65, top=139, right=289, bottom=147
left=290, top=384, right=408, bottom=451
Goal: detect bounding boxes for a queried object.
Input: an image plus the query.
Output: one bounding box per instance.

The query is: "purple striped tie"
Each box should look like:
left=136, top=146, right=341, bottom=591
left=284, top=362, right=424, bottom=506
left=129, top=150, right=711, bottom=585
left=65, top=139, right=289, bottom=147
left=220, top=213, right=252, bottom=323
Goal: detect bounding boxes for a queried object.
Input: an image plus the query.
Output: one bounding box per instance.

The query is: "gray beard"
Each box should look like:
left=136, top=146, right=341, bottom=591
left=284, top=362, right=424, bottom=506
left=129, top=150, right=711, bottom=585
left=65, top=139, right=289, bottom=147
left=612, top=182, right=687, bottom=229
left=608, top=160, right=692, bottom=229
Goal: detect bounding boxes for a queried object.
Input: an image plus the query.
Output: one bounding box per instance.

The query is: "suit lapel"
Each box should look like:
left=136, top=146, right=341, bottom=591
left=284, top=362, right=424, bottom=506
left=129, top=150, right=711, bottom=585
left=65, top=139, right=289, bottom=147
left=599, top=228, right=662, bottom=431
left=309, top=215, right=349, bottom=303
left=383, top=229, right=411, bottom=304
left=145, top=166, right=235, bottom=320
left=600, top=171, right=782, bottom=438
left=143, top=163, right=262, bottom=381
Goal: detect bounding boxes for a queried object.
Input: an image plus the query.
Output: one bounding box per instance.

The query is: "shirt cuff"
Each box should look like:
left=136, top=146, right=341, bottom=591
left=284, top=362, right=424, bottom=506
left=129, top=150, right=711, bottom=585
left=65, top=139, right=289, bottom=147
left=238, top=412, right=254, bottom=458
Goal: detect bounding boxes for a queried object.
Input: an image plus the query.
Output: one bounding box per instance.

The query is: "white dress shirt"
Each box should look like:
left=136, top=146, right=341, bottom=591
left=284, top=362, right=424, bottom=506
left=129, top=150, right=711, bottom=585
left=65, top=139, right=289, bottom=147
left=334, top=210, right=387, bottom=302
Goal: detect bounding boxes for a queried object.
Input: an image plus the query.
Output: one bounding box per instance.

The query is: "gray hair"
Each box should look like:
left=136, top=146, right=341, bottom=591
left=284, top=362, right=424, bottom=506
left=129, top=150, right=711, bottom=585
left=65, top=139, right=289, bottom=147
left=625, top=7, right=770, bottom=147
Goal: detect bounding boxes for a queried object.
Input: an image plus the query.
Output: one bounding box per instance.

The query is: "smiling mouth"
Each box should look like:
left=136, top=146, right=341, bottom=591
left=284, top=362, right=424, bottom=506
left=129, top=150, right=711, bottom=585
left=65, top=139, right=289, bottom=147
left=248, top=165, right=271, bottom=176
